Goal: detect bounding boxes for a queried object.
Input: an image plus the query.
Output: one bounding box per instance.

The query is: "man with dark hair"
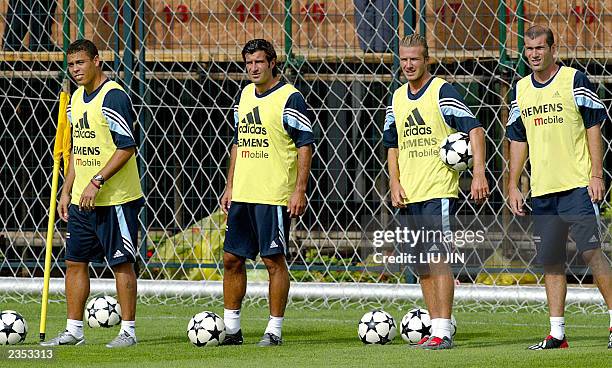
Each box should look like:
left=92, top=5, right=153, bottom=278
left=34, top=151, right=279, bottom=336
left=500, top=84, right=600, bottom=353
left=241, top=38, right=279, bottom=77
left=524, top=24, right=555, bottom=48
left=40, top=39, right=143, bottom=348
left=220, top=38, right=314, bottom=347
left=506, top=25, right=612, bottom=350
left=383, top=33, right=489, bottom=350
left=66, top=38, right=100, bottom=59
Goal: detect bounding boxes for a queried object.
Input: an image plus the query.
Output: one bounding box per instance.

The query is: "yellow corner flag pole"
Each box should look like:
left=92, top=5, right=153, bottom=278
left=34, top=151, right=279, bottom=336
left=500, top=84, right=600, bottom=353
left=40, top=91, right=71, bottom=342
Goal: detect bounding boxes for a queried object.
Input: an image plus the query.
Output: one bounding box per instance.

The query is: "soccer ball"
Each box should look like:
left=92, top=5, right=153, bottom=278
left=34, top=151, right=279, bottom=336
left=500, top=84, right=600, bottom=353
left=358, top=310, right=397, bottom=345
left=400, top=308, right=431, bottom=344
left=439, top=132, right=473, bottom=171
left=86, top=296, right=122, bottom=328
left=400, top=309, right=457, bottom=344
left=187, top=311, right=226, bottom=347
left=0, top=310, right=27, bottom=345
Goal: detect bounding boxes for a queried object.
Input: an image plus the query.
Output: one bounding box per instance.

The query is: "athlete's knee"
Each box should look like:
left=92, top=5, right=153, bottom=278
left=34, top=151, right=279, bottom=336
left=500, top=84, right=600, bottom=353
left=223, top=252, right=245, bottom=272
left=581, top=248, right=601, bottom=263
left=66, top=260, right=88, bottom=272
left=428, top=260, right=452, bottom=275
left=582, top=249, right=611, bottom=275
left=262, top=254, right=287, bottom=276
left=542, top=263, right=565, bottom=275
left=112, top=262, right=135, bottom=275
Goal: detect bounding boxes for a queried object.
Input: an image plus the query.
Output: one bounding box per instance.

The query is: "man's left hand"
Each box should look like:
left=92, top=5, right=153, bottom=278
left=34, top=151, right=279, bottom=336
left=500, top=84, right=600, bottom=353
left=287, top=190, right=307, bottom=218
left=588, top=176, right=605, bottom=203
left=470, top=172, right=489, bottom=204
left=79, top=182, right=100, bottom=211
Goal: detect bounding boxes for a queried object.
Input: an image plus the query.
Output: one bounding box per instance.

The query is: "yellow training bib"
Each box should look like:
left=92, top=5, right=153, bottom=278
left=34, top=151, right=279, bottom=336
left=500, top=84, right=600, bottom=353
left=232, top=83, right=300, bottom=206
left=515, top=66, right=591, bottom=196
left=70, top=81, right=143, bottom=205
left=392, top=77, right=459, bottom=203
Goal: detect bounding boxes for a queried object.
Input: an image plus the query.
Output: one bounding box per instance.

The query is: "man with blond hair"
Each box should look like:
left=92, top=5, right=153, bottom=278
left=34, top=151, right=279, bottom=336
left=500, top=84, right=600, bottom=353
left=383, top=33, right=489, bottom=349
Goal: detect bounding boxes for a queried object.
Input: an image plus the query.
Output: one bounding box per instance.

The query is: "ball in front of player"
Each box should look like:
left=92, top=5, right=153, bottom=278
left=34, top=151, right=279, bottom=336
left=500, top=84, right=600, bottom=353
left=0, top=310, right=28, bottom=345
left=358, top=310, right=397, bottom=345
left=187, top=311, right=226, bottom=347
left=440, top=132, right=473, bottom=171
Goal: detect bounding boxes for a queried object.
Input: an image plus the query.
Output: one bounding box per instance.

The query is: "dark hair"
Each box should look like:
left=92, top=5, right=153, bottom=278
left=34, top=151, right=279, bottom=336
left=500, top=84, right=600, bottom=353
left=241, top=39, right=279, bottom=77
left=67, top=39, right=99, bottom=59
left=525, top=25, right=555, bottom=47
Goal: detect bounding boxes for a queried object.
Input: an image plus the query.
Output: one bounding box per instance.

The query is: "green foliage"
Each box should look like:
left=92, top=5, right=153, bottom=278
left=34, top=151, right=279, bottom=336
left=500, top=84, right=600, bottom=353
left=294, top=249, right=402, bottom=283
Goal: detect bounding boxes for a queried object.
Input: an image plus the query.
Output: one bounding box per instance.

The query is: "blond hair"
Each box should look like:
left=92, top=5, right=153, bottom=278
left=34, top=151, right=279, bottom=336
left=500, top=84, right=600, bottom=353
left=400, top=34, right=429, bottom=58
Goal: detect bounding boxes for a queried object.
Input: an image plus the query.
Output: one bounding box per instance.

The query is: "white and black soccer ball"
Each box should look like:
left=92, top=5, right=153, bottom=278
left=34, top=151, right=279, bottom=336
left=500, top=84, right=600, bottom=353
left=86, top=296, right=122, bottom=328
left=439, top=132, right=473, bottom=171
left=187, top=311, right=226, bottom=347
left=400, top=308, right=431, bottom=344
left=0, top=310, right=27, bottom=345
left=358, top=310, right=397, bottom=345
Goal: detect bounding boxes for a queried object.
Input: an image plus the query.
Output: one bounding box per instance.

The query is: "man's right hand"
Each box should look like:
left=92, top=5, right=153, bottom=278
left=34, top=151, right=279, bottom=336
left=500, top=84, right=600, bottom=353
left=390, top=180, right=407, bottom=208
left=508, top=186, right=526, bottom=216
left=220, top=186, right=232, bottom=214
left=58, top=192, right=71, bottom=222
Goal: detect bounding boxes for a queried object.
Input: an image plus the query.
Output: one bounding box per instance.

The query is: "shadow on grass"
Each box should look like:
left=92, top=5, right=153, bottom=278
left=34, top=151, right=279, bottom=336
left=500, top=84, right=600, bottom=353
left=455, top=331, right=493, bottom=340
left=138, top=333, right=188, bottom=345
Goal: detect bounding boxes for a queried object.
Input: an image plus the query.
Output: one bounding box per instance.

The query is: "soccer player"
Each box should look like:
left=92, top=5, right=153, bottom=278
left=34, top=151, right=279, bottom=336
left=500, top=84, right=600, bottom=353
left=41, top=39, right=143, bottom=348
left=219, top=39, right=314, bottom=346
left=383, top=34, right=489, bottom=350
left=506, top=25, right=612, bottom=350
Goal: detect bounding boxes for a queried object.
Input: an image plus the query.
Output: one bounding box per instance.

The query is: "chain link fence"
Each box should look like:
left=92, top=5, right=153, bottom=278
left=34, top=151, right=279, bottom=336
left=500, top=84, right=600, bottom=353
left=0, top=0, right=610, bottom=310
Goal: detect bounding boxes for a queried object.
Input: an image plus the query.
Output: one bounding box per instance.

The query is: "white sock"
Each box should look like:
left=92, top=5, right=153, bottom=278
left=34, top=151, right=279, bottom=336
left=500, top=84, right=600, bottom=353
left=224, top=308, right=241, bottom=334
left=120, top=320, right=136, bottom=338
left=608, top=310, right=612, bottom=329
left=264, top=315, right=284, bottom=338
left=66, top=319, right=83, bottom=339
left=437, top=318, right=452, bottom=339
left=430, top=318, right=441, bottom=338
left=549, top=316, right=565, bottom=339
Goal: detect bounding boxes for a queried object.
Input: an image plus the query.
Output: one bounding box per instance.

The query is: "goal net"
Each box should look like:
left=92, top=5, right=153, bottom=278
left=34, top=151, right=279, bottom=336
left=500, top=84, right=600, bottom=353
left=0, top=0, right=610, bottom=312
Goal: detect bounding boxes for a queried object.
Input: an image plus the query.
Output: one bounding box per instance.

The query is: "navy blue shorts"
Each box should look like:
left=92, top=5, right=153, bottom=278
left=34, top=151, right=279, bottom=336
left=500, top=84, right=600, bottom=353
left=399, top=198, right=456, bottom=273
left=532, top=187, right=601, bottom=265
left=224, top=202, right=290, bottom=260
left=66, top=198, right=144, bottom=266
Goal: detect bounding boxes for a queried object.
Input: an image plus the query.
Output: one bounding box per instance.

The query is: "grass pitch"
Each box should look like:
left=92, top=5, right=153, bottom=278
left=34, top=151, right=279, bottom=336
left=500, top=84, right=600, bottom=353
left=0, top=300, right=609, bottom=368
